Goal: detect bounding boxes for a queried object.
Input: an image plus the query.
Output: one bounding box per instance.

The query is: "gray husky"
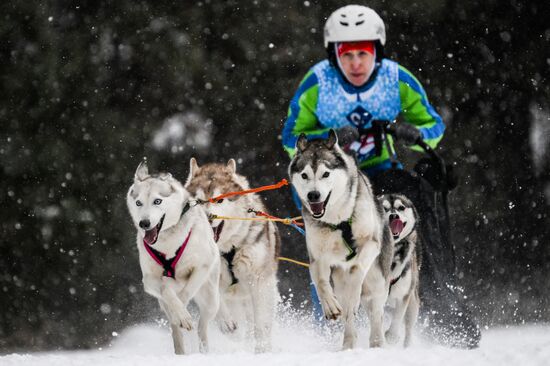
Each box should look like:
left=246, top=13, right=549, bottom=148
left=185, top=158, right=280, bottom=353
left=380, top=193, right=421, bottom=347
left=126, top=161, right=220, bottom=354
left=289, top=130, right=393, bottom=349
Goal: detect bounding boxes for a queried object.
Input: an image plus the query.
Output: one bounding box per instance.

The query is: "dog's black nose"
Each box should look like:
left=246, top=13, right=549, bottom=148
left=307, top=191, right=321, bottom=202
left=389, top=213, right=399, bottom=221
left=139, top=219, right=151, bottom=229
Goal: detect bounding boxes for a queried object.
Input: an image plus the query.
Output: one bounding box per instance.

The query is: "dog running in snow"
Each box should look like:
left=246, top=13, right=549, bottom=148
left=289, top=130, right=393, bottom=349
left=185, top=158, right=280, bottom=353
left=380, top=193, right=421, bottom=347
left=126, top=161, right=220, bottom=354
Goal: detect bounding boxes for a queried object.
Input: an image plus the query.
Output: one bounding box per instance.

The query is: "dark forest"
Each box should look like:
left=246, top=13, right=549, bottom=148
left=1, top=0, right=549, bottom=351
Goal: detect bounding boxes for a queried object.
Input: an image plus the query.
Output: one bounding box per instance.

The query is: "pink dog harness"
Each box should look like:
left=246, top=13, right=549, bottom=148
left=143, top=230, right=192, bottom=278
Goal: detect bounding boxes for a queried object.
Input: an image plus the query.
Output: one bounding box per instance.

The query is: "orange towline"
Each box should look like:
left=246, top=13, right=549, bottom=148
left=249, top=209, right=304, bottom=227
left=208, top=178, right=289, bottom=203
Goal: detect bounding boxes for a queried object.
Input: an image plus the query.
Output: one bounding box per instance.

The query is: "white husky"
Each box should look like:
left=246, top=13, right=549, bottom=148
left=126, top=161, right=220, bottom=354
left=185, top=158, right=280, bottom=353
left=289, top=130, right=393, bottom=349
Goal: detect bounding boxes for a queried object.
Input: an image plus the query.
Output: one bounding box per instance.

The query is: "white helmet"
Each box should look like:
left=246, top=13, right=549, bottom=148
left=323, top=5, right=386, bottom=47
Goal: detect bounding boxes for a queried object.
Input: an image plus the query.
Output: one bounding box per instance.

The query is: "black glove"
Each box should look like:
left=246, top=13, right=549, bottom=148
left=386, top=123, right=422, bottom=145
left=336, top=125, right=360, bottom=147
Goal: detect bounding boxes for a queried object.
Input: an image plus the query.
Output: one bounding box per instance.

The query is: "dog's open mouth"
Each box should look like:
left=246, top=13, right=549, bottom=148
left=389, top=217, right=406, bottom=239
left=144, top=214, right=165, bottom=246
left=212, top=220, right=225, bottom=242
left=309, top=191, right=331, bottom=219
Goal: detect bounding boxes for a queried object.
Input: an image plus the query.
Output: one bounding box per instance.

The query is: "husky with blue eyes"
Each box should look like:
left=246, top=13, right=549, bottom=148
left=126, top=161, right=220, bottom=355
left=379, top=193, right=421, bottom=347
left=289, top=129, right=393, bottom=350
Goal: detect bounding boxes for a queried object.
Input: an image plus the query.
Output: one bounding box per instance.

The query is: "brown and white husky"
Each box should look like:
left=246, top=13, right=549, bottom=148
left=185, top=158, right=280, bottom=352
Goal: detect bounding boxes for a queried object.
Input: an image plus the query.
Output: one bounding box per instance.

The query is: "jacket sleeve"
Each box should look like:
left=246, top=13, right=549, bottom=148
left=398, top=65, right=445, bottom=149
left=282, top=70, right=329, bottom=158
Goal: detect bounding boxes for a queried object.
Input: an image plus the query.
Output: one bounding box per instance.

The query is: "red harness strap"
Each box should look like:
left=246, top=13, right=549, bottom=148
left=143, top=230, right=192, bottom=278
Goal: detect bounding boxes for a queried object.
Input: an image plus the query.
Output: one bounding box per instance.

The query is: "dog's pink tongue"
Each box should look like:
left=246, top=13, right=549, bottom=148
left=309, top=202, right=324, bottom=215
left=390, top=219, right=404, bottom=236
left=144, top=227, right=158, bottom=245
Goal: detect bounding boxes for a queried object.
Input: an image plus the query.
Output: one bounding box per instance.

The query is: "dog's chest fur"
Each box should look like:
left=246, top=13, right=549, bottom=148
left=305, top=219, right=381, bottom=267
left=390, top=231, right=416, bottom=279
left=306, top=225, right=354, bottom=261
left=305, top=183, right=382, bottom=264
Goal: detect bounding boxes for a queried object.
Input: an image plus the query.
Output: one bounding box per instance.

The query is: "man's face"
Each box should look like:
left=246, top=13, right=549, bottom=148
left=338, top=49, right=375, bottom=87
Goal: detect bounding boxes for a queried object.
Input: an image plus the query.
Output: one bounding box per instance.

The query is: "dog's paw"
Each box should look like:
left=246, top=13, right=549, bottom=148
left=199, top=341, right=209, bottom=354
left=385, top=329, right=400, bottom=345
left=321, top=295, right=343, bottom=320
left=342, top=333, right=357, bottom=350
left=254, top=341, right=272, bottom=353
left=219, top=318, right=238, bottom=333
left=369, top=334, right=385, bottom=348
left=176, top=308, right=194, bottom=331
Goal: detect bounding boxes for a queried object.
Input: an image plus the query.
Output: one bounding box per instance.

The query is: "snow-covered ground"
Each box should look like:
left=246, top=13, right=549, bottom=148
left=3, top=307, right=550, bottom=366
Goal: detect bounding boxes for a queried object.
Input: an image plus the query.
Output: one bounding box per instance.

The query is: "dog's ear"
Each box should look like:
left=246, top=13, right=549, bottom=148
left=296, top=133, right=308, bottom=153
left=189, top=157, right=199, bottom=177
left=227, top=159, right=237, bottom=174
left=325, top=129, right=338, bottom=149
left=185, top=157, right=199, bottom=186
left=134, top=160, right=149, bottom=181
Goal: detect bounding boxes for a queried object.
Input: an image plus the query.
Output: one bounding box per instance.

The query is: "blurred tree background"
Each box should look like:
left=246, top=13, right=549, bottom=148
left=1, top=0, right=549, bottom=351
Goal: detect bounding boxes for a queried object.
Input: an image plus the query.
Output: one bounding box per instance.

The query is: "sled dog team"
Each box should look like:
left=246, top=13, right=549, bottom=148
left=126, top=130, right=421, bottom=354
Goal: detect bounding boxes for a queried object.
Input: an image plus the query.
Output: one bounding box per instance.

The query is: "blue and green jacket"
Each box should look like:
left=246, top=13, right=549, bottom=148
left=282, top=58, right=445, bottom=175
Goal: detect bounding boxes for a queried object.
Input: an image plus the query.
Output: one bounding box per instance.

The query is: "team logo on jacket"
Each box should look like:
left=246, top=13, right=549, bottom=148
left=346, top=106, right=373, bottom=130
left=348, top=134, right=377, bottom=162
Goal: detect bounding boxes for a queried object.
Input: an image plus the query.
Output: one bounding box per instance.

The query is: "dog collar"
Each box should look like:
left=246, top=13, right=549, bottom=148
left=143, top=230, right=192, bottom=278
